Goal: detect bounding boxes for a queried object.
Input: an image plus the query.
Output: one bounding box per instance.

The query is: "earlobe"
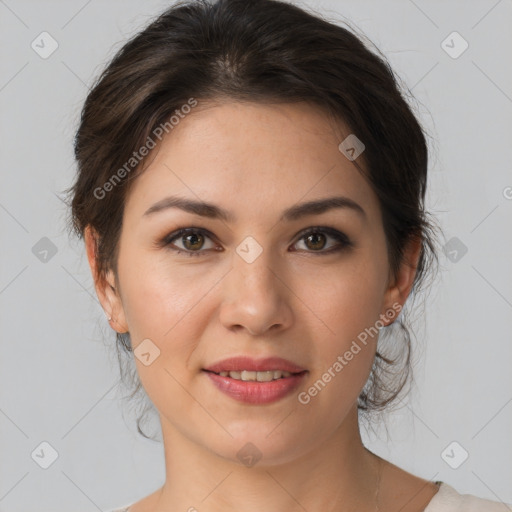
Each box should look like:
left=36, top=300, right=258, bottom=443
left=380, top=236, right=422, bottom=326
left=84, top=225, right=129, bottom=333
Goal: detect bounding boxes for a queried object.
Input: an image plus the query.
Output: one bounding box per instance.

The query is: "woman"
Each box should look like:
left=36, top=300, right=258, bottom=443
left=65, top=0, right=510, bottom=510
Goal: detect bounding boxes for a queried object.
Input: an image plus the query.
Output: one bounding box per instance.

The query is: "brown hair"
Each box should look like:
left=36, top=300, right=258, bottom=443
left=64, top=0, right=441, bottom=439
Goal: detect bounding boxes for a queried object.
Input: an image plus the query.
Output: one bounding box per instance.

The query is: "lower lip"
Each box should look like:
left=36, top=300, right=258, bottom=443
left=204, top=370, right=307, bottom=404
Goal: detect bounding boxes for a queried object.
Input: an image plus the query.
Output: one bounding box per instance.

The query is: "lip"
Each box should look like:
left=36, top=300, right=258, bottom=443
left=203, top=356, right=308, bottom=405
left=204, top=371, right=307, bottom=404
left=203, top=356, right=306, bottom=373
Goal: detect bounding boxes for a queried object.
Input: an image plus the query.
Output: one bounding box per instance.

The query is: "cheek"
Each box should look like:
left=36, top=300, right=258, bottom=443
left=296, top=278, right=381, bottom=420
left=299, top=252, right=387, bottom=342
left=118, top=261, right=212, bottom=409
left=118, top=249, right=217, bottom=340
left=296, top=254, right=385, bottom=396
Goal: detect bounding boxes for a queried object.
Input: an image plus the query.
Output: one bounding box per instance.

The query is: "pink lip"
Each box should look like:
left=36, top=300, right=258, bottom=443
left=203, top=356, right=308, bottom=404
left=203, top=356, right=306, bottom=373
left=204, top=371, right=307, bottom=404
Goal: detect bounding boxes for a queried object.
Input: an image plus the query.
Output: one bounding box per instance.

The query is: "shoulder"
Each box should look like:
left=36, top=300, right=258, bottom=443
left=425, top=482, right=512, bottom=511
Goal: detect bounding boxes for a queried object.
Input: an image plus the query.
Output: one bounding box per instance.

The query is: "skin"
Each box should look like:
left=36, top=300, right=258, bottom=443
left=85, top=101, right=439, bottom=511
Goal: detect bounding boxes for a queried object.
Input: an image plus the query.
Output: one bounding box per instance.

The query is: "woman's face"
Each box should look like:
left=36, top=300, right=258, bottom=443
left=89, top=101, right=415, bottom=466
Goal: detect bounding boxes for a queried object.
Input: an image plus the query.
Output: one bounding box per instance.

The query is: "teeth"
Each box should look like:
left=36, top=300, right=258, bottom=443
left=257, top=371, right=274, bottom=382
left=217, top=370, right=293, bottom=381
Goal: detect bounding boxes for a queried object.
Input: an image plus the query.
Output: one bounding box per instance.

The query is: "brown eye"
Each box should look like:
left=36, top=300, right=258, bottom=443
left=293, top=227, right=353, bottom=254
left=160, top=226, right=352, bottom=257
left=182, top=231, right=205, bottom=251
left=162, top=228, right=217, bottom=257
left=304, top=232, right=327, bottom=251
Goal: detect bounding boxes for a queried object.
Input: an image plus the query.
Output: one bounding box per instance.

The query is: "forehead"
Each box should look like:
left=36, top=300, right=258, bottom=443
left=123, top=101, right=380, bottom=227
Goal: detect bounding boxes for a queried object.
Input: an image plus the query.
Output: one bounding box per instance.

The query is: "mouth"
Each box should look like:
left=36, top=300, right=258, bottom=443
left=202, top=356, right=308, bottom=404
left=203, top=369, right=307, bottom=381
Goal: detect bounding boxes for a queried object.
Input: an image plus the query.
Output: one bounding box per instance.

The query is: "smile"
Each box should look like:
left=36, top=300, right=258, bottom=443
left=210, top=370, right=295, bottom=381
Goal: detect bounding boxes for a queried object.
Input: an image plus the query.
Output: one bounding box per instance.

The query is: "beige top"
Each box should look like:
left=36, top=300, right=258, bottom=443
left=109, top=481, right=511, bottom=511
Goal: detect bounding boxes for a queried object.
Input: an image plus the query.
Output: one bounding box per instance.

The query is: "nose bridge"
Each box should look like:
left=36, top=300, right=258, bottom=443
left=232, top=237, right=280, bottom=298
left=219, top=236, right=292, bottom=334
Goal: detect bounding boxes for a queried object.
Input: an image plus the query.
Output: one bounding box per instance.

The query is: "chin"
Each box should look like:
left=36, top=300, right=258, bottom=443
left=202, top=420, right=316, bottom=468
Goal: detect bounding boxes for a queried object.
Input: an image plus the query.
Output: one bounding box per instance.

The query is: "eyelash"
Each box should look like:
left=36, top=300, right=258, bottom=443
left=158, top=226, right=353, bottom=257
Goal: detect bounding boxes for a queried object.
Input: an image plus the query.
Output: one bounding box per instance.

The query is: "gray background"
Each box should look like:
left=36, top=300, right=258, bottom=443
left=1, top=0, right=511, bottom=510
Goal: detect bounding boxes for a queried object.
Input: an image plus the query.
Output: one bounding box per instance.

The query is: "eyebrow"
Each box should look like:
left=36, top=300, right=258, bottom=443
left=143, top=195, right=366, bottom=223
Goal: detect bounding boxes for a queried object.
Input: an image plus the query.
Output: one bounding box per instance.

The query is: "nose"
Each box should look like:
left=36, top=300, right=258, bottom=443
left=219, top=247, right=294, bottom=337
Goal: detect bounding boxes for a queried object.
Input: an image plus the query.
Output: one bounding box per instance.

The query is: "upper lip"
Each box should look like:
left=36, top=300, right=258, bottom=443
left=204, top=356, right=307, bottom=374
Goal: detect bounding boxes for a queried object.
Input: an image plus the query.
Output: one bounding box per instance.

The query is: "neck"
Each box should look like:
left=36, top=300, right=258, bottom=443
left=154, top=404, right=382, bottom=512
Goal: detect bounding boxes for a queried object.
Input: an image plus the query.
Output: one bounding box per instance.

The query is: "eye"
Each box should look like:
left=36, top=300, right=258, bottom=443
left=161, top=228, right=219, bottom=257
left=292, top=227, right=353, bottom=254
left=159, top=226, right=353, bottom=257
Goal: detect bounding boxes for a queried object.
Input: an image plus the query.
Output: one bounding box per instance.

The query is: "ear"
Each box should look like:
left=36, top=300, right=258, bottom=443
left=380, top=235, right=422, bottom=326
left=84, top=225, right=129, bottom=333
